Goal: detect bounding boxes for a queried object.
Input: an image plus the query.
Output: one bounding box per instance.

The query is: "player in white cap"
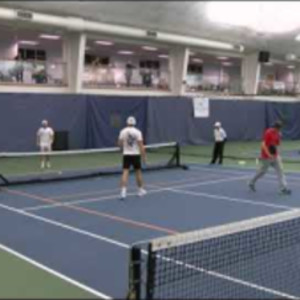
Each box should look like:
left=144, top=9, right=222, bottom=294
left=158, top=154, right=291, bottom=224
left=36, top=120, right=54, bottom=169
left=118, top=116, right=146, bottom=199
left=210, top=121, right=227, bottom=165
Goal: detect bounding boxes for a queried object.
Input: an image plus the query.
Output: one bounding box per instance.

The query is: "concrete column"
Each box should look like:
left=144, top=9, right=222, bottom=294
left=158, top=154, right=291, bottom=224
left=169, top=46, right=189, bottom=95
left=63, top=32, right=86, bottom=93
left=241, top=52, right=261, bottom=95
left=293, top=66, right=300, bottom=94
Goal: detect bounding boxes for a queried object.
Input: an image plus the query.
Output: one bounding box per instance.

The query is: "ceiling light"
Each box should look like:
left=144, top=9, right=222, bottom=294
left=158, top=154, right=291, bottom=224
left=222, top=62, right=233, bottom=66
left=263, top=62, right=273, bottom=66
left=217, top=56, right=228, bottom=60
left=287, top=65, right=295, bottom=69
left=18, top=40, right=39, bottom=46
left=118, top=50, right=134, bottom=55
left=192, top=58, right=203, bottom=63
left=142, top=46, right=157, bottom=51
left=39, top=34, right=61, bottom=40
left=207, top=2, right=300, bottom=34
left=286, top=53, right=297, bottom=61
left=158, top=54, right=169, bottom=59
left=95, top=40, right=114, bottom=46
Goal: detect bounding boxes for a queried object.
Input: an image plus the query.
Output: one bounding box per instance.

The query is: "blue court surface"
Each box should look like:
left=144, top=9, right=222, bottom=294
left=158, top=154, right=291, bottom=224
left=0, top=164, right=300, bottom=298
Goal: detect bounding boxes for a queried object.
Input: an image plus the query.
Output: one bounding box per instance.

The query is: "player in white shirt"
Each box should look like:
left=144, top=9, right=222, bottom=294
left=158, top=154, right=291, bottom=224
left=36, top=120, right=55, bottom=169
left=210, top=121, right=227, bottom=165
left=118, top=116, right=146, bottom=199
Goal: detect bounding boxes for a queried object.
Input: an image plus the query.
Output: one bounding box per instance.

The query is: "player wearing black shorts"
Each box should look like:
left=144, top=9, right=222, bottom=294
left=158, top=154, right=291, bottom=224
left=118, top=116, right=146, bottom=199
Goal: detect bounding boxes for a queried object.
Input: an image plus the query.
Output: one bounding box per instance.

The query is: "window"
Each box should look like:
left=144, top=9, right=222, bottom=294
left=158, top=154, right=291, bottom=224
left=18, top=48, right=46, bottom=61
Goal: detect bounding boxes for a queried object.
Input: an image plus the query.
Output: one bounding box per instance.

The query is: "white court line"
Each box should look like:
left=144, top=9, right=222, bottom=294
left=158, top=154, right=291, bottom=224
left=156, top=253, right=298, bottom=300
left=0, top=201, right=297, bottom=299
left=167, top=189, right=298, bottom=211
left=22, top=187, right=170, bottom=212
left=191, top=165, right=300, bottom=181
left=0, top=243, right=111, bottom=299
left=22, top=175, right=250, bottom=212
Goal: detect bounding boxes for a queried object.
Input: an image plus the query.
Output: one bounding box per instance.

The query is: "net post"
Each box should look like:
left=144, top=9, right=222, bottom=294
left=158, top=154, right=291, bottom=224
left=175, top=142, right=181, bottom=167
left=127, top=246, right=142, bottom=300
left=146, top=243, right=156, bottom=300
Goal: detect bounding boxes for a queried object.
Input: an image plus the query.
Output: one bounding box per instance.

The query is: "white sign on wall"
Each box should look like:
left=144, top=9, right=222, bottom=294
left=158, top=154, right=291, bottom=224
left=193, top=97, right=210, bottom=118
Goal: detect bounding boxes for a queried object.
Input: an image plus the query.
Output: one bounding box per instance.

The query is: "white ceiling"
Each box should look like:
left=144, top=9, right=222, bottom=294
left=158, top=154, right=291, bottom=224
left=1, top=1, right=300, bottom=59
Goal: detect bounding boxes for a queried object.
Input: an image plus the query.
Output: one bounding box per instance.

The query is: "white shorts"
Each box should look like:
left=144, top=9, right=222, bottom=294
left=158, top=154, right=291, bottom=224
left=40, top=144, right=52, bottom=152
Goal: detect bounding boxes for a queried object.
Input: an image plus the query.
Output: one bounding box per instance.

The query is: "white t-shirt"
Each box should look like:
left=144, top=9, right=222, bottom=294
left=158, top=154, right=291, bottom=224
left=119, top=126, right=143, bottom=155
left=37, top=127, right=54, bottom=146
left=214, top=128, right=227, bottom=142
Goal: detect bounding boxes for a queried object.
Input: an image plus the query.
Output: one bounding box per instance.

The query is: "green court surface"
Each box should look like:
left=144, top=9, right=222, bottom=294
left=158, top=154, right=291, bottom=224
left=0, top=245, right=98, bottom=298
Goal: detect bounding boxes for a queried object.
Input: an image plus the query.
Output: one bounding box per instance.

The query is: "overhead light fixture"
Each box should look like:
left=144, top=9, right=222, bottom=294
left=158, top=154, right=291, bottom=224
left=222, top=62, right=233, bottom=66
left=287, top=65, right=295, bottom=69
left=39, top=34, right=61, bottom=40
left=192, top=58, right=203, bottom=63
left=207, top=2, right=300, bottom=34
left=263, top=62, right=273, bottom=66
left=217, top=56, right=228, bottom=60
left=157, top=32, right=235, bottom=50
left=286, top=53, right=297, bottom=61
left=95, top=40, right=114, bottom=46
left=142, top=46, right=157, bottom=51
left=18, top=40, right=39, bottom=46
left=118, top=50, right=134, bottom=55
left=158, top=54, right=169, bottom=59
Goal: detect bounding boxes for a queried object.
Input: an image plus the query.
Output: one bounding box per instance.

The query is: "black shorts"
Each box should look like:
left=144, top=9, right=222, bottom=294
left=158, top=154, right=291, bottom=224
left=123, top=155, right=141, bottom=170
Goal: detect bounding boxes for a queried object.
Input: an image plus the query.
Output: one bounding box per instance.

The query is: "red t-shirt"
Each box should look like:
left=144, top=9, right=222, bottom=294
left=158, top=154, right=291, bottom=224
left=261, top=128, right=280, bottom=159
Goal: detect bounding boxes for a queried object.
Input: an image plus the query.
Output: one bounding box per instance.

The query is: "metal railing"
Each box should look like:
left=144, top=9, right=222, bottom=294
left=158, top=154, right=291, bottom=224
left=257, top=80, right=300, bottom=96
left=83, top=65, right=170, bottom=90
left=0, top=59, right=67, bottom=86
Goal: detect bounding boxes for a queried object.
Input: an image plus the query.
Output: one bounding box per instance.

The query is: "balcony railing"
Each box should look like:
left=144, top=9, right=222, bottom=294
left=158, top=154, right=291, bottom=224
left=258, top=80, right=300, bottom=96
left=0, top=59, right=67, bottom=86
left=83, top=65, right=170, bottom=91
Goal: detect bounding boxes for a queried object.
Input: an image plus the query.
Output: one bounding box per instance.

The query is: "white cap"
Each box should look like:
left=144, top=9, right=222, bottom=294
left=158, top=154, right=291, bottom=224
left=214, top=121, right=221, bottom=127
left=42, top=119, right=48, bottom=126
left=127, top=116, right=136, bottom=126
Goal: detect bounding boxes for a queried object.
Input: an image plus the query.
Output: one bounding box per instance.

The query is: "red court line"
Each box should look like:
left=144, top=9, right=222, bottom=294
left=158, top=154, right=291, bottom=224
left=47, top=173, right=221, bottom=200
left=3, top=188, right=178, bottom=235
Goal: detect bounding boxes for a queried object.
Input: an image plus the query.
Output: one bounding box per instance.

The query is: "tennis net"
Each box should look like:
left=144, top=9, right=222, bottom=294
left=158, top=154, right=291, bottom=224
left=181, top=140, right=300, bottom=164
left=128, top=209, right=300, bottom=299
left=0, top=142, right=182, bottom=186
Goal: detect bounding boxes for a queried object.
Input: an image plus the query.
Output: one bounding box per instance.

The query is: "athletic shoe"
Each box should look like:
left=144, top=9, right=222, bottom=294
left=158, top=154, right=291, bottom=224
left=280, top=188, right=292, bottom=195
left=40, top=162, right=45, bottom=169
left=138, top=188, right=147, bottom=197
left=248, top=182, right=256, bottom=192
left=120, top=189, right=126, bottom=200
left=46, top=162, right=51, bottom=168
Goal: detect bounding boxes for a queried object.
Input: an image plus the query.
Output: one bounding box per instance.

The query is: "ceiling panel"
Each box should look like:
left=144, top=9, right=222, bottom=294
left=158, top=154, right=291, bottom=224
left=0, top=1, right=299, bottom=58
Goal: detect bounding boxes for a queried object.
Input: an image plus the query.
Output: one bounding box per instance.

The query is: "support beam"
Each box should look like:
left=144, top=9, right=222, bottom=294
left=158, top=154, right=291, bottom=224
left=241, top=52, right=261, bottom=95
left=63, top=33, right=86, bottom=93
left=169, top=47, right=189, bottom=95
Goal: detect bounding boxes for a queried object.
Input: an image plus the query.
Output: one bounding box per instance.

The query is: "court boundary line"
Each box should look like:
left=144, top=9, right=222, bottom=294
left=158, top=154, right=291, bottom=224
left=0, top=201, right=297, bottom=299
left=191, top=165, right=300, bottom=181
left=0, top=242, right=111, bottom=299
left=3, top=188, right=177, bottom=235
left=167, top=188, right=298, bottom=211
left=20, top=175, right=250, bottom=212
left=50, top=172, right=221, bottom=200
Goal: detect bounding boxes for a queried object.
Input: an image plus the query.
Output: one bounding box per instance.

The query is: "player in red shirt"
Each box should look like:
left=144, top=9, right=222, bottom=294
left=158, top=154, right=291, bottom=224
left=249, top=120, right=291, bottom=195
